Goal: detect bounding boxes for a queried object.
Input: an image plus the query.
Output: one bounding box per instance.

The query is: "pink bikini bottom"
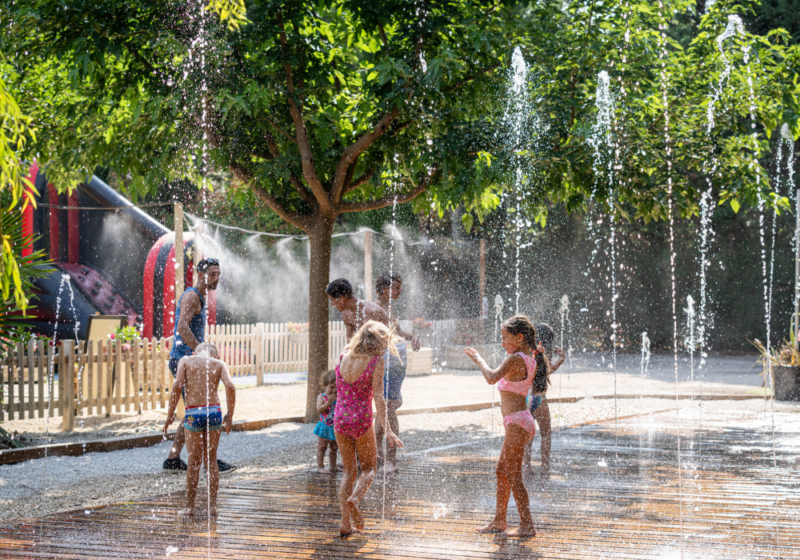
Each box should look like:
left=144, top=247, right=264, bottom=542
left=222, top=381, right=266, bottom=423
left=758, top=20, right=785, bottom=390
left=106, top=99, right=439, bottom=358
left=503, top=409, right=536, bottom=441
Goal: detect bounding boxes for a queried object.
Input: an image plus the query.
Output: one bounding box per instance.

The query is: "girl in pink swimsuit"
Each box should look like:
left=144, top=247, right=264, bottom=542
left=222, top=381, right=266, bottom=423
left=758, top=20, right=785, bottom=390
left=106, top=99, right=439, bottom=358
left=465, top=315, right=550, bottom=538
left=334, top=320, right=403, bottom=536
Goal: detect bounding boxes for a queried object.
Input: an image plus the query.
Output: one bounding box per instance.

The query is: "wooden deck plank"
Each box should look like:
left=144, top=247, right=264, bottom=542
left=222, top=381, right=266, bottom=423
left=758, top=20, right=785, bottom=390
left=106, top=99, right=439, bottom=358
left=2, top=410, right=799, bottom=559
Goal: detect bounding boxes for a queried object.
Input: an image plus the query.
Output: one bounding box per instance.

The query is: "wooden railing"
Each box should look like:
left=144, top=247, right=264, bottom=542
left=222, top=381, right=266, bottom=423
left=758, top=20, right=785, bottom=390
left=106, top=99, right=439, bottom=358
left=1, top=321, right=350, bottom=431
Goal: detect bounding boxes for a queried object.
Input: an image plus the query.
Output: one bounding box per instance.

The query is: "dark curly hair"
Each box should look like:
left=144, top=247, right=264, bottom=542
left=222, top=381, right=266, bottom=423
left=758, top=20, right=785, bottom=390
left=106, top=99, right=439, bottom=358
left=376, top=272, right=402, bottom=295
left=502, top=315, right=550, bottom=393
left=326, top=278, right=353, bottom=299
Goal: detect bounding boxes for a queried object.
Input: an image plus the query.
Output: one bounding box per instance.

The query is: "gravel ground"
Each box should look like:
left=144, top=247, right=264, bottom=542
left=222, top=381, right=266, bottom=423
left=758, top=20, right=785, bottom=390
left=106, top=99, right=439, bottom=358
left=2, top=396, right=796, bottom=523
left=3, top=362, right=761, bottom=446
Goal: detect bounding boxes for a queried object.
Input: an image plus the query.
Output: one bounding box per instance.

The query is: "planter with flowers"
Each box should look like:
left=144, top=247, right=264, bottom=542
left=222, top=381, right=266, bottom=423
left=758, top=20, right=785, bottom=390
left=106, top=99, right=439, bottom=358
left=287, top=322, right=309, bottom=346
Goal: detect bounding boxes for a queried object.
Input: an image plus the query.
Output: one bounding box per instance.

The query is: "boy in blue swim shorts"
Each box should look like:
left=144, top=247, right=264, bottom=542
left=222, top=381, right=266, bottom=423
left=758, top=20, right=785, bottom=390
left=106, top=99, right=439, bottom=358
left=163, top=343, right=235, bottom=516
left=373, top=273, right=420, bottom=473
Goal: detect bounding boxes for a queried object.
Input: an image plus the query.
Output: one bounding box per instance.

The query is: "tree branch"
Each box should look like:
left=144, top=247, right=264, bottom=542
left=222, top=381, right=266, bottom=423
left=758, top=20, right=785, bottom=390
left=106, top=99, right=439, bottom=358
left=331, top=107, right=399, bottom=204
left=230, top=162, right=311, bottom=231
left=343, top=166, right=375, bottom=195
left=253, top=130, right=317, bottom=207
left=265, top=117, right=297, bottom=144
left=342, top=154, right=359, bottom=192
left=278, top=13, right=332, bottom=214
left=339, top=167, right=438, bottom=213
left=378, top=24, right=389, bottom=51
left=447, top=63, right=502, bottom=93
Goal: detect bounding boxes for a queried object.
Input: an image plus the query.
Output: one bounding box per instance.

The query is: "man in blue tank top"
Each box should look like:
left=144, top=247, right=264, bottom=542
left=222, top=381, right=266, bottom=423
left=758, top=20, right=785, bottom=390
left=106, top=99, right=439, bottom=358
left=162, top=258, right=236, bottom=474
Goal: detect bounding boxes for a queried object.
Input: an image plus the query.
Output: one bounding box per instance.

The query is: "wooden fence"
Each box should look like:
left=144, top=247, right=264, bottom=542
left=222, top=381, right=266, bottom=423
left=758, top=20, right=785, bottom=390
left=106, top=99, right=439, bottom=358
left=1, top=321, right=350, bottom=431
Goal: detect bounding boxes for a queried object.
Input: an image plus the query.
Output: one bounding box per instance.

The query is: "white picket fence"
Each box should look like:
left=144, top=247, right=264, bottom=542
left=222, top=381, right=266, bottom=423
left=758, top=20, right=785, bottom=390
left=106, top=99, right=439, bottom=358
left=1, top=322, right=351, bottom=431
left=205, top=321, right=348, bottom=376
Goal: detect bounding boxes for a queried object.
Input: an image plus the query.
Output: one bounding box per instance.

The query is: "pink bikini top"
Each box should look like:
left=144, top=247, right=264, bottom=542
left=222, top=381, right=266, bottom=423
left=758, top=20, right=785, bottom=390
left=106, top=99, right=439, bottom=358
left=497, top=352, right=537, bottom=396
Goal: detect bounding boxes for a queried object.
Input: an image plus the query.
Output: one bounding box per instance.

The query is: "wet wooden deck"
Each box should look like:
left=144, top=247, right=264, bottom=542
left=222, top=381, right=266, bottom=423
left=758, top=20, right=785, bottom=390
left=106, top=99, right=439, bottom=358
left=2, top=407, right=799, bottom=559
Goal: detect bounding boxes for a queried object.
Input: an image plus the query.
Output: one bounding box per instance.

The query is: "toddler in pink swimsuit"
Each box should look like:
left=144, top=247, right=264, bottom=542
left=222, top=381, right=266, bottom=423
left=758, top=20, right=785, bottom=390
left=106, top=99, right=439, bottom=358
left=465, top=315, right=550, bottom=538
left=333, top=320, right=403, bottom=537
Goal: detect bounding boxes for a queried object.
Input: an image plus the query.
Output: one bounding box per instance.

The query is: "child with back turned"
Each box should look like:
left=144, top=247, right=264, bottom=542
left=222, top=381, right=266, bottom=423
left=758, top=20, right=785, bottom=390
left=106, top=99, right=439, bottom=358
left=163, top=342, right=235, bottom=517
left=314, top=370, right=338, bottom=473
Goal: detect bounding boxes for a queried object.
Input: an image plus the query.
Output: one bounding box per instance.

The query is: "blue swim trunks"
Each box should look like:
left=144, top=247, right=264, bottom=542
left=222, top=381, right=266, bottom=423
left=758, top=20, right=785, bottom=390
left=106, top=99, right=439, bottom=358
left=184, top=405, right=223, bottom=433
left=383, top=341, right=407, bottom=400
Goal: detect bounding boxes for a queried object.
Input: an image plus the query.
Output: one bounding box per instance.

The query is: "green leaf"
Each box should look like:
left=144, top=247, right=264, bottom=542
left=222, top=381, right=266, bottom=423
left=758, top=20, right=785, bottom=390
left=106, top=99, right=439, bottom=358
left=730, top=199, right=741, bottom=213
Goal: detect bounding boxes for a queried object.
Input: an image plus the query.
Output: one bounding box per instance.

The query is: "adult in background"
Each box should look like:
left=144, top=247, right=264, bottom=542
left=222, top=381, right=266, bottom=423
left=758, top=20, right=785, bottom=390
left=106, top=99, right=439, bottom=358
left=327, top=278, right=390, bottom=340
left=373, top=273, right=420, bottom=473
left=162, top=258, right=236, bottom=474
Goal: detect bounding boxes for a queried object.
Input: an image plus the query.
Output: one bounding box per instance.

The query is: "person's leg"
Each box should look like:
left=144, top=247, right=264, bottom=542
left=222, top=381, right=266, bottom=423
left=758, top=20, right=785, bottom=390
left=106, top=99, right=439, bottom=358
left=346, top=426, right=378, bottom=532
left=166, top=359, right=185, bottom=461
left=335, top=431, right=358, bottom=536
left=207, top=430, right=221, bottom=515
left=534, top=402, right=552, bottom=478
left=522, top=439, right=533, bottom=475
left=478, top=437, right=512, bottom=533
left=329, top=438, right=339, bottom=472
left=184, top=429, right=202, bottom=515
left=374, top=415, right=386, bottom=464
left=503, top=425, right=536, bottom=536
left=317, top=437, right=329, bottom=472
left=168, top=422, right=186, bottom=460
left=379, top=398, right=402, bottom=471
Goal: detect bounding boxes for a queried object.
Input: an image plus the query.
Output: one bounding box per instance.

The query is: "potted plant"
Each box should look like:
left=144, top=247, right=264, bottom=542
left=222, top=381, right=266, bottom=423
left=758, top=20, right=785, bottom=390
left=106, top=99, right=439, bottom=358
left=287, top=322, right=309, bottom=346
left=752, top=336, right=800, bottom=401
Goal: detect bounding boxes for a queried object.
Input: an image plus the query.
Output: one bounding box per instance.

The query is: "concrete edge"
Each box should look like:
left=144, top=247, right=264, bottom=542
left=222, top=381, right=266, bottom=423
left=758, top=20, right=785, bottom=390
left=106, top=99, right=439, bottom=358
left=0, top=394, right=763, bottom=466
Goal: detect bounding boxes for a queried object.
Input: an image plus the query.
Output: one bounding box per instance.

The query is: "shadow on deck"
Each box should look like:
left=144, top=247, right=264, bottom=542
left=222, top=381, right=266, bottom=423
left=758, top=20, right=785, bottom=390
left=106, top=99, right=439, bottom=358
left=1, top=408, right=799, bottom=559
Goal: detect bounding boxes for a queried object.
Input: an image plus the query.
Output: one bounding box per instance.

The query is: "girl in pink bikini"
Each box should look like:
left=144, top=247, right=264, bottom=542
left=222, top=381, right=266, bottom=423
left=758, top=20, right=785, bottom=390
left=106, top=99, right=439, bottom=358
left=334, top=320, right=404, bottom=536
left=465, top=315, right=549, bottom=537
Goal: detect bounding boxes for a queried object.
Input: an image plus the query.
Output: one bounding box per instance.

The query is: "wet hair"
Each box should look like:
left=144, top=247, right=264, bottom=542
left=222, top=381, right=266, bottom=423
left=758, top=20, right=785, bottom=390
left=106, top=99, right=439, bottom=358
left=197, top=258, right=220, bottom=273
left=326, top=278, right=353, bottom=299
left=375, top=273, right=402, bottom=295
left=195, top=342, right=219, bottom=358
left=502, top=315, right=550, bottom=393
left=346, top=320, right=400, bottom=360
left=319, top=369, right=336, bottom=389
left=534, top=323, right=556, bottom=357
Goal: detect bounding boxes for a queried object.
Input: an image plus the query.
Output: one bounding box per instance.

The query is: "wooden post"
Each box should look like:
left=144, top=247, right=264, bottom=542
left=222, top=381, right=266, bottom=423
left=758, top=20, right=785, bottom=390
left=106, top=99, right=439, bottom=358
left=256, top=323, right=264, bottom=386
left=174, top=203, right=184, bottom=299
left=194, top=219, right=204, bottom=272
left=61, top=340, right=75, bottom=432
left=479, top=239, right=486, bottom=318
left=364, top=231, right=373, bottom=301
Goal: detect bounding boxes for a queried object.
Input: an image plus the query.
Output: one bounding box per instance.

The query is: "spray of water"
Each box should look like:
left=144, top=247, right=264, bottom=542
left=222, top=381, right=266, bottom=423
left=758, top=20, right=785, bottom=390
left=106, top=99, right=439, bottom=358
left=657, top=0, right=684, bottom=547
left=707, top=16, right=744, bottom=132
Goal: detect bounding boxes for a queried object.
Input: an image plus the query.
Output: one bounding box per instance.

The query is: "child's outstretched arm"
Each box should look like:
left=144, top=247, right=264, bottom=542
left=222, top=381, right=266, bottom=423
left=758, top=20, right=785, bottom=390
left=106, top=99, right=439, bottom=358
left=220, top=362, right=236, bottom=434
left=549, top=347, right=566, bottom=373
left=372, top=358, right=403, bottom=449
left=316, top=393, right=331, bottom=414
left=163, top=359, right=187, bottom=436
left=464, top=348, right=520, bottom=385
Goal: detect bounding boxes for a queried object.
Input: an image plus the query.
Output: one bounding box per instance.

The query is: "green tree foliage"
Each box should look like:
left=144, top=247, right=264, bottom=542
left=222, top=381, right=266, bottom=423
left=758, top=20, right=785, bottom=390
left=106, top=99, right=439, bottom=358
left=472, top=0, right=799, bottom=229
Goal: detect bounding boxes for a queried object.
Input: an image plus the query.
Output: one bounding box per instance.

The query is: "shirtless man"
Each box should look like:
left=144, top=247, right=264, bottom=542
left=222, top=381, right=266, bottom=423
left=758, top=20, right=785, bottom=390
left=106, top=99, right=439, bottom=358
left=163, top=343, right=235, bottom=517
left=326, top=278, right=390, bottom=340
left=373, top=273, right=420, bottom=473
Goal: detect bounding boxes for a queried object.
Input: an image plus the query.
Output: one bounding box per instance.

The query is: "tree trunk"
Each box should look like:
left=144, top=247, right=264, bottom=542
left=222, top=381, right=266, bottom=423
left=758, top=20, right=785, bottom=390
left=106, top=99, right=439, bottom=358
left=306, top=216, right=335, bottom=422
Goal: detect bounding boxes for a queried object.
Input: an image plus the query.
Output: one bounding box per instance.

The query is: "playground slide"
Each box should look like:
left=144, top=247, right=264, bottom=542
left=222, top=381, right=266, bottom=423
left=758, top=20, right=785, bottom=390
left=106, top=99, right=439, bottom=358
left=20, top=169, right=213, bottom=341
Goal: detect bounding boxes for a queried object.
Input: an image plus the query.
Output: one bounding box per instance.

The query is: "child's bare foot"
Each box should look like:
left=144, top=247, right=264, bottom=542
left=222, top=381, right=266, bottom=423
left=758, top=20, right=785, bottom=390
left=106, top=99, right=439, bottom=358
left=339, top=520, right=353, bottom=537
left=209, top=507, right=218, bottom=517
left=182, top=507, right=195, bottom=517
left=330, top=466, right=339, bottom=473
left=522, top=464, right=534, bottom=476
left=477, top=521, right=507, bottom=534
left=346, top=497, right=365, bottom=531
left=509, top=523, right=537, bottom=537
left=317, top=468, right=331, bottom=474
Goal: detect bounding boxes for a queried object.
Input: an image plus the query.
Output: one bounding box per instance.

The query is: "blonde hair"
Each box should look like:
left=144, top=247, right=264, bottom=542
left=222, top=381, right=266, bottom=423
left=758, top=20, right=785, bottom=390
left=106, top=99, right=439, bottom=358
left=195, top=342, right=219, bottom=358
left=346, top=320, right=400, bottom=359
